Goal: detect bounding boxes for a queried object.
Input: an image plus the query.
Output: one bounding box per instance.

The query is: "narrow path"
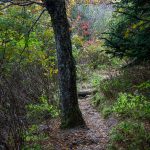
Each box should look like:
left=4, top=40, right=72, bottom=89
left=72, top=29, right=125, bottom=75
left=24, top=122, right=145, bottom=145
left=77, top=97, right=109, bottom=150
left=43, top=94, right=117, bottom=150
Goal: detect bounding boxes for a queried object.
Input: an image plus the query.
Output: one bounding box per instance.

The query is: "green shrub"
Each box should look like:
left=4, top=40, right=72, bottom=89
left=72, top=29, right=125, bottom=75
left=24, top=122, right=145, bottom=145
left=102, top=107, right=112, bottom=118
left=92, top=91, right=113, bottom=118
left=23, top=144, right=41, bottom=150
left=100, top=76, right=132, bottom=99
left=76, top=64, right=89, bottom=81
left=77, top=41, right=113, bottom=70
left=72, top=34, right=84, bottom=49
left=91, top=73, right=104, bottom=87
left=136, top=80, right=150, bottom=98
left=26, top=94, right=59, bottom=124
left=109, top=121, right=150, bottom=150
left=137, top=81, right=150, bottom=90
left=22, top=124, right=48, bottom=150
left=95, top=66, right=150, bottom=104
left=113, top=93, right=150, bottom=119
left=92, top=92, right=105, bottom=107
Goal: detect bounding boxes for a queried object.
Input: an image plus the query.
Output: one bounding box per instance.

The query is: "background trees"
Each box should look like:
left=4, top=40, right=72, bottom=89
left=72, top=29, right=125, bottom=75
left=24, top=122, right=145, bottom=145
left=104, top=0, right=150, bottom=64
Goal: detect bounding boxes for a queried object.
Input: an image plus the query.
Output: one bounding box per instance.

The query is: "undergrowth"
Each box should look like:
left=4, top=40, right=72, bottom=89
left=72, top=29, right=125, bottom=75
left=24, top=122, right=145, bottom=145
left=108, top=121, right=150, bottom=150
left=91, top=65, right=150, bottom=150
left=75, top=35, right=150, bottom=149
left=23, top=94, right=59, bottom=149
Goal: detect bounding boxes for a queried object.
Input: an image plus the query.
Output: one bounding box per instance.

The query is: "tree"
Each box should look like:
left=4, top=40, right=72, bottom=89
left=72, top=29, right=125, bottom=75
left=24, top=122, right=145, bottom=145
left=44, top=0, right=85, bottom=128
left=103, top=0, right=150, bottom=64
left=0, top=0, right=85, bottom=128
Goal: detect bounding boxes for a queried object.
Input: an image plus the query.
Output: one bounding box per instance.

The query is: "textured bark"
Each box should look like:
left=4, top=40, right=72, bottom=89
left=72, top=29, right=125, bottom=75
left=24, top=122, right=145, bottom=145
left=45, top=0, right=85, bottom=128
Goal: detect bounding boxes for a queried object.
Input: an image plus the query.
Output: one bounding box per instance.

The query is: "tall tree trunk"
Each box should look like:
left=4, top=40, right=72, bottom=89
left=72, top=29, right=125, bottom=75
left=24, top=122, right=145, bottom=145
left=45, top=0, right=85, bottom=128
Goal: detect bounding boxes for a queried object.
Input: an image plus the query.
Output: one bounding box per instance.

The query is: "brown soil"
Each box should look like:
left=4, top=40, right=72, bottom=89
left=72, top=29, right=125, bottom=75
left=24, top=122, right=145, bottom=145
left=42, top=96, right=117, bottom=150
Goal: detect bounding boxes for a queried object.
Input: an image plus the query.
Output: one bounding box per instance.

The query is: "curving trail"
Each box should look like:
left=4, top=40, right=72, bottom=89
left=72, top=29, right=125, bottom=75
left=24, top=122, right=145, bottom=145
left=43, top=95, right=117, bottom=150
left=77, top=97, right=109, bottom=150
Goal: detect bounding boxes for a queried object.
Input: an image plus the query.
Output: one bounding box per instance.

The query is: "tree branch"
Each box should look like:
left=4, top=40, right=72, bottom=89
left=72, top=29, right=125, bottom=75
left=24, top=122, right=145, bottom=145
left=0, top=0, right=44, bottom=11
left=18, top=9, right=46, bottom=64
left=115, top=10, right=150, bottom=22
left=28, top=9, right=46, bottom=34
left=100, top=37, right=121, bottom=50
left=0, top=3, right=12, bottom=10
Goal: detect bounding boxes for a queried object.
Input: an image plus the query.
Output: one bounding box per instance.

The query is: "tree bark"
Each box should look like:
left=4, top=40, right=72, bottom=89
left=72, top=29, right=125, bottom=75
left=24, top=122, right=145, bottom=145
left=45, top=0, right=85, bottom=128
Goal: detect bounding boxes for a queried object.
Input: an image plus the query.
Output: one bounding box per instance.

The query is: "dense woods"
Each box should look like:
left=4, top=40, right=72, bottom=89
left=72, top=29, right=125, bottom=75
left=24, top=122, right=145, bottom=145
left=0, top=0, right=150, bottom=149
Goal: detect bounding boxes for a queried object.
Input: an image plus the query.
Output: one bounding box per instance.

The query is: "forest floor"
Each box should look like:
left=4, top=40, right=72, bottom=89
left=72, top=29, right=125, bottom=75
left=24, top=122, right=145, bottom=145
left=42, top=86, right=117, bottom=150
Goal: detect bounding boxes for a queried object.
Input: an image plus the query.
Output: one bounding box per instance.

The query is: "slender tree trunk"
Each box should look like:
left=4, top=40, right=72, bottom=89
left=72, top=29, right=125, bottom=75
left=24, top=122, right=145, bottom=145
left=45, top=0, right=85, bottom=128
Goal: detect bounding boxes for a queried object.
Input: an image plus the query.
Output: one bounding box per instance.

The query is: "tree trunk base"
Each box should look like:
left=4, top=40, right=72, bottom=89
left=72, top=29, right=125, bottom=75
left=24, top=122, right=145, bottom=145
left=60, top=106, right=86, bottom=129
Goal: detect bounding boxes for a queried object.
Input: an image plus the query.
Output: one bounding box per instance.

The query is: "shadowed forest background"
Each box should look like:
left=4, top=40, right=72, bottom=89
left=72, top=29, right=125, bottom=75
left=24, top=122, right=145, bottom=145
left=0, top=0, right=150, bottom=149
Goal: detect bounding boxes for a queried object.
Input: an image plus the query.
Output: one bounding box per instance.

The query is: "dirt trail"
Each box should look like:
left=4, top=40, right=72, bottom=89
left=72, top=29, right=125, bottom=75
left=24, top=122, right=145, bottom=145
left=77, top=97, right=109, bottom=150
left=43, top=95, right=117, bottom=150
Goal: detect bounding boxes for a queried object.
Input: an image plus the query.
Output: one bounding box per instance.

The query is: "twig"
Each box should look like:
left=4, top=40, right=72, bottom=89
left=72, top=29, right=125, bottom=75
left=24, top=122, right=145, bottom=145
left=0, top=0, right=44, bottom=11
left=0, top=3, right=13, bottom=10
left=115, top=10, right=150, bottom=22
left=18, top=9, right=46, bottom=64
left=99, top=37, right=122, bottom=53
left=27, top=8, right=46, bottom=35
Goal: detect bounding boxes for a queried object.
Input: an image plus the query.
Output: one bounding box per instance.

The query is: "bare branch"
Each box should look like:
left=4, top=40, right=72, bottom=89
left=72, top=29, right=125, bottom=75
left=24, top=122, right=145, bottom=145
left=0, top=3, right=13, bottom=10
left=27, top=8, right=46, bottom=34
left=115, top=10, right=150, bottom=22
left=18, top=9, right=46, bottom=64
left=29, top=0, right=44, bottom=6
left=0, top=0, right=12, bottom=4
left=0, top=0, right=44, bottom=11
